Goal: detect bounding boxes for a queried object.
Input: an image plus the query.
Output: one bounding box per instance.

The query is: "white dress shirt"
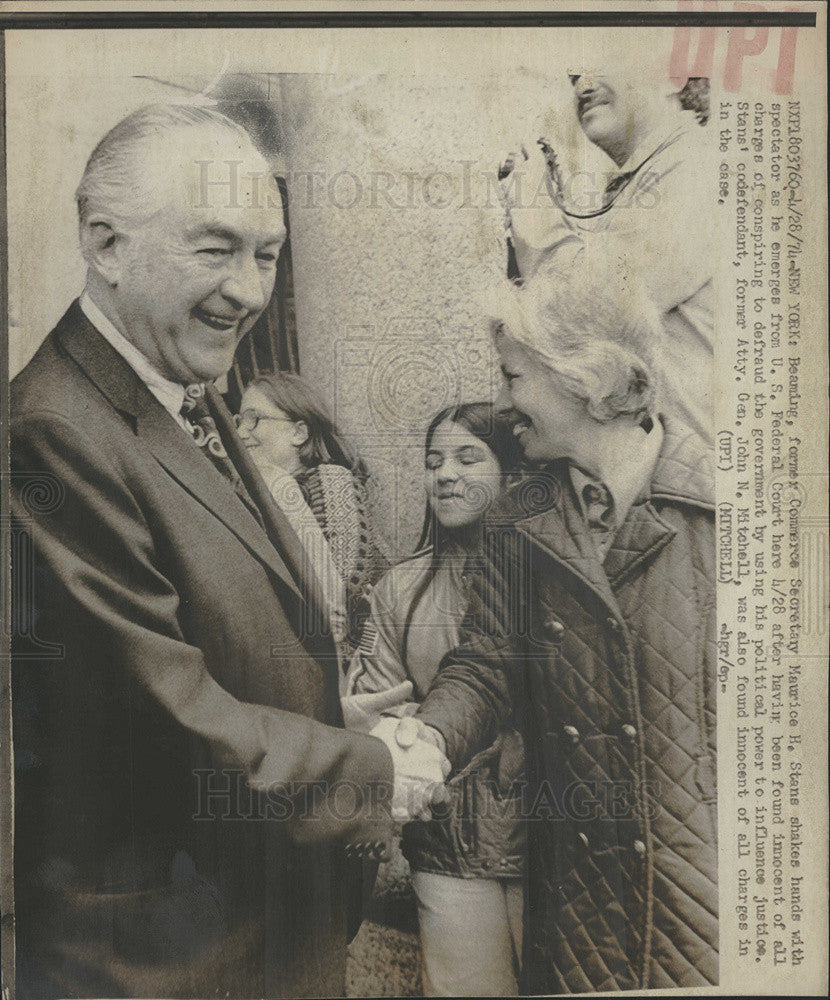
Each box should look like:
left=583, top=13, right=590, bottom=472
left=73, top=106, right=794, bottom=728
left=79, top=291, right=189, bottom=431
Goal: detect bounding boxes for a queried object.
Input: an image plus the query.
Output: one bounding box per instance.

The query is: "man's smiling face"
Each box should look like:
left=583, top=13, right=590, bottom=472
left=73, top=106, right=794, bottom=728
left=111, top=126, right=286, bottom=383
left=570, top=69, right=662, bottom=166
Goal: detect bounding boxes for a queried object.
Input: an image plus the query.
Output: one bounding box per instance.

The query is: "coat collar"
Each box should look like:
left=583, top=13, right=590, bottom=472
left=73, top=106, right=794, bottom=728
left=512, top=415, right=713, bottom=604
left=56, top=301, right=301, bottom=597
left=56, top=300, right=145, bottom=419
left=511, top=465, right=625, bottom=617
left=648, top=415, right=714, bottom=511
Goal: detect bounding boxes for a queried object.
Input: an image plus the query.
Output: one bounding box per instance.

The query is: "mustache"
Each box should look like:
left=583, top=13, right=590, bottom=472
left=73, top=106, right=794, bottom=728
left=577, top=91, right=608, bottom=116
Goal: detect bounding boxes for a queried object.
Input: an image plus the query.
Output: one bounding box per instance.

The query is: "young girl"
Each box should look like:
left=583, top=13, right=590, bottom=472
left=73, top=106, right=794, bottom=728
left=238, top=372, right=387, bottom=651
left=342, top=403, right=525, bottom=997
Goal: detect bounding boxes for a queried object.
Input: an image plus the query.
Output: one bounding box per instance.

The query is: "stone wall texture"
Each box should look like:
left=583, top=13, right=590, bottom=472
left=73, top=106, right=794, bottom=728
left=279, top=72, right=595, bottom=555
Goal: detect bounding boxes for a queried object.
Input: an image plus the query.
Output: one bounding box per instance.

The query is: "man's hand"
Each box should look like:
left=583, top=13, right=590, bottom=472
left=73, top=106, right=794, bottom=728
left=497, top=144, right=530, bottom=238
left=370, top=716, right=450, bottom=823
left=498, top=138, right=578, bottom=279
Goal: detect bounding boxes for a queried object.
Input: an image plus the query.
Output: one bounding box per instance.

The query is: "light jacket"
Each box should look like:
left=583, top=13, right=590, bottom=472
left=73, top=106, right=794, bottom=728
left=343, top=548, right=525, bottom=879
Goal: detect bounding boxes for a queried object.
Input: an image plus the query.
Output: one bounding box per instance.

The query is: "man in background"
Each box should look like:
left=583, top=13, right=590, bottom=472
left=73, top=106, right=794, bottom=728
left=501, top=65, right=714, bottom=446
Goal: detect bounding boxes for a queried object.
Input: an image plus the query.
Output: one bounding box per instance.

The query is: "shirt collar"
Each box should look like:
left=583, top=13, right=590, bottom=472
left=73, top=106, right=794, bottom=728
left=570, top=417, right=665, bottom=530
left=79, top=290, right=186, bottom=421
left=614, top=118, right=688, bottom=179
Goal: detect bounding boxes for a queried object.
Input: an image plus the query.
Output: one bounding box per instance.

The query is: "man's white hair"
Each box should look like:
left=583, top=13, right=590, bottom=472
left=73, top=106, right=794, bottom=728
left=488, top=262, right=665, bottom=423
left=75, top=103, right=256, bottom=227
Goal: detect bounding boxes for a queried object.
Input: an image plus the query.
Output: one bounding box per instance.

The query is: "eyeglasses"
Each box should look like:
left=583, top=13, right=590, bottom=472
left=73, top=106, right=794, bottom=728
left=234, top=409, right=295, bottom=433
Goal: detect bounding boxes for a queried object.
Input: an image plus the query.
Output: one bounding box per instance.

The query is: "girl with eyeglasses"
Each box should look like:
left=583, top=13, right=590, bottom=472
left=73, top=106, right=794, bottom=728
left=237, top=373, right=387, bottom=654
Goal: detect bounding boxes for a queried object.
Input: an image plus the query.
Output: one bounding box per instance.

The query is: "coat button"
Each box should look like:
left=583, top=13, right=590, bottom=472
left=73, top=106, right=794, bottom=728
left=633, top=839, right=646, bottom=858
left=562, top=724, right=580, bottom=744
left=544, top=616, right=565, bottom=640
left=621, top=724, right=637, bottom=742
left=577, top=831, right=589, bottom=848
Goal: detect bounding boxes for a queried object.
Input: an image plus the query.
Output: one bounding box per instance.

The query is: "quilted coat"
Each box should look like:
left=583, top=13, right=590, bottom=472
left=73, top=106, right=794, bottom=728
left=418, top=417, right=717, bottom=992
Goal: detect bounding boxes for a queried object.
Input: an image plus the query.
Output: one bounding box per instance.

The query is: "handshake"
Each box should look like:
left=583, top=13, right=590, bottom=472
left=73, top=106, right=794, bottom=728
left=370, top=716, right=451, bottom=824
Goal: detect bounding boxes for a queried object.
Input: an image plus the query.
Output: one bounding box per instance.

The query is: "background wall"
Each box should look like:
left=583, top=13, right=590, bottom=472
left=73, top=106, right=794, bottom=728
left=280, top=70, right=600, bottom=556
left=5, top=27, right=674, bottom=557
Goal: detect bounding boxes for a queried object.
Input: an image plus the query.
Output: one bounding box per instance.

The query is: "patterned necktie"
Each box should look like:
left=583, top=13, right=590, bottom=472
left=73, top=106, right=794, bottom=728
left=180, top=383, right=263, bottom=525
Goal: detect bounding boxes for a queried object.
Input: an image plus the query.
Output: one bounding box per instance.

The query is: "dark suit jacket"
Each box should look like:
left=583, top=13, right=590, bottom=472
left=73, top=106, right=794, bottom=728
left=10, top=302, right=393, bottom=999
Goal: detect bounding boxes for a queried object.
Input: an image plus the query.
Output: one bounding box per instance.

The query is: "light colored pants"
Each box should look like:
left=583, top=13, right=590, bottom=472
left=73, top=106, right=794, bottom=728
left=412, top=871, right=523, bottom=997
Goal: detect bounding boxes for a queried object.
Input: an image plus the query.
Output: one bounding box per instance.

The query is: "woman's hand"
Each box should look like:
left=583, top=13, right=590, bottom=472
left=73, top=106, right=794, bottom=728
left=341, top=680, right=415, bottom=733
left=394, top=716, right=447, bottom=757
left=369, top=716, right=451, bottom=823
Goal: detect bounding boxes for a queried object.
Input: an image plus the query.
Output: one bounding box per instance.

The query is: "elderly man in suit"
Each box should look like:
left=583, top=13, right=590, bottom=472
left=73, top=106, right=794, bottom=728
left=10, top=104, right=447, bottom=999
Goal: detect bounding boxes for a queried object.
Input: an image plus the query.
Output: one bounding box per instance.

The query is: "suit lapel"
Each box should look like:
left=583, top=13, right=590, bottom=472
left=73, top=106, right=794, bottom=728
left=56, top=301, right=144, bottom=420
left=57, top=303, right=301, bottom=598
left=136, top=402, right=301, bottom=598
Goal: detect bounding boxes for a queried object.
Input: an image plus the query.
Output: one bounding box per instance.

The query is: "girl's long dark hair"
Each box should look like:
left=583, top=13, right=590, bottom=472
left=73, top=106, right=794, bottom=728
left=402, top=402, right=520, bottom=660
left=247, top=372, right=368, bottom=480
left=414, top=402, right=521, bottom=551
